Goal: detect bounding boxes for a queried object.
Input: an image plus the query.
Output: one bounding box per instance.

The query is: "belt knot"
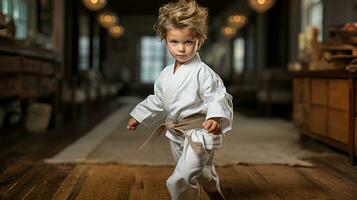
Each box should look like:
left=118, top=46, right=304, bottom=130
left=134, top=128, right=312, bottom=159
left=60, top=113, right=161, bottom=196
left=139, top=113, right=208, bottom=155
left=165, top=121, right=176, bottom=130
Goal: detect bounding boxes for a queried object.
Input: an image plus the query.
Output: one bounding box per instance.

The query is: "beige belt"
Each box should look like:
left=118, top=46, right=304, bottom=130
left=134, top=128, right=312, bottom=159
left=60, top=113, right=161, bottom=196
left=139, top=113, right=207, bottom=155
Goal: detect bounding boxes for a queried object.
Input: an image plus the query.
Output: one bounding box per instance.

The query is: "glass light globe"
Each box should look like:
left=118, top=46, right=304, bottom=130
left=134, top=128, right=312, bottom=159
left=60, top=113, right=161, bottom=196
left=222, top=26, right=237, bottom=38
left=82, top=0, right=107, bottom=11
left=109, top=25, right=125, bottom=38
left=248, top=0, right=276, bottom=13
left=98, top=12, right=118, bottom=28
left=228, top=14, right=247, bottom=28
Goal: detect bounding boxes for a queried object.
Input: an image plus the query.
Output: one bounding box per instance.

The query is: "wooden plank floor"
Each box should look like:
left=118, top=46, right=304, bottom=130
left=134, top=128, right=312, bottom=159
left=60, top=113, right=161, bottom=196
left=1, top=159, right=357, bottom=200
left=1, top=98, right=357, bottom=199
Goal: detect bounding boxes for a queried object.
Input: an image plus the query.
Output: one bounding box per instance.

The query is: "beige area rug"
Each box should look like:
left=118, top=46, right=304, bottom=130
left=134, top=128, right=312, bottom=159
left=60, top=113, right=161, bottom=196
left=45, top=97, right=337, bottom=167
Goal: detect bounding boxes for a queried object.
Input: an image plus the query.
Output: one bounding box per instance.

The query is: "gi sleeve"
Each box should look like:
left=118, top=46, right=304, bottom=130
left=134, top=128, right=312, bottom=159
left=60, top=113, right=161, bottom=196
left=130, top=74, right=165, bottom=126
left=199, top=67, right=233, bottom=133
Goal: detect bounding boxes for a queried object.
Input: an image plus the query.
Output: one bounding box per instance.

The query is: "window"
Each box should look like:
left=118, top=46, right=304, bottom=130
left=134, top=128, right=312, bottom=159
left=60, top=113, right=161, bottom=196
left=79, top=36, right=90, bottom=70
left=302, top=0, right=323, bottom=41
left=140, top=36, right=173, bottom=83
left=78, top=14, right=89, bottom=70
left=0, top=0, right=11, bottom=21
left=92, top=25, right=100, bottom=70
left=0, top=0, right=28, bottom=39
left=13, top=0, right=27, bottom=39
left=233, top=37, right=245, bottom=73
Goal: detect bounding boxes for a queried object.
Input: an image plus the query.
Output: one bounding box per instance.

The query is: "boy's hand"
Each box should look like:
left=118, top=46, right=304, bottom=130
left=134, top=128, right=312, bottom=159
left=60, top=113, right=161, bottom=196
left=202, top=118, right=221, bottom=135
left=127, top=117, right=140, bottom=130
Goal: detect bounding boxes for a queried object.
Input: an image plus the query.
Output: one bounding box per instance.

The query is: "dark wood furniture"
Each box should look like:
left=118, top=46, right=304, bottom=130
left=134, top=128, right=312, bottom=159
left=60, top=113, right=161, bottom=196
left=0, top=37, right=61, bottom=128
left=293, top=70, right=356, bottom=165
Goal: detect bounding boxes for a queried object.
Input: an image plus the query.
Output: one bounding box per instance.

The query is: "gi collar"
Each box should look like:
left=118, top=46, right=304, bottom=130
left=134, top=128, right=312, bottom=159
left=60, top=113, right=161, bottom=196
left=174, top=53, right=201, bottom=69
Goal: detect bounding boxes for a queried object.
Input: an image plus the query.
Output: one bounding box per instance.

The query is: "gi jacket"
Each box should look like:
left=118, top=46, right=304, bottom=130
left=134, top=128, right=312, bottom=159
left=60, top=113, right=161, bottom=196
left=130, top=53, right=233, bottom=150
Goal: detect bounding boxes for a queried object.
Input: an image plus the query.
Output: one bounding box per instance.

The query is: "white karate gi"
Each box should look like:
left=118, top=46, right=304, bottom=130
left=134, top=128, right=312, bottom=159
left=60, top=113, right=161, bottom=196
left=130, top=53, right=233, bottom=200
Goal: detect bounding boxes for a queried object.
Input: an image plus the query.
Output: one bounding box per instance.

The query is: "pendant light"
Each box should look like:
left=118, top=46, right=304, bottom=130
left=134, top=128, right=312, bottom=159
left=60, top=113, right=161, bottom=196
left=82, top=0, right=107, bottom=11
left=98, top=11, right=118, bottom=28
left=227, top=13, right=247, bottom=28
left=222, top=26, right=237, bottom=38
left=109, top=25, right=125, bottom=38
left=248, top=0, right=276, bottom=13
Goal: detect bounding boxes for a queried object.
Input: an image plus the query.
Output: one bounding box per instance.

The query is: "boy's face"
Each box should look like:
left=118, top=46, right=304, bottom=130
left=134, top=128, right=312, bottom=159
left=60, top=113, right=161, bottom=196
left=166, top=27, right=199, bottom=66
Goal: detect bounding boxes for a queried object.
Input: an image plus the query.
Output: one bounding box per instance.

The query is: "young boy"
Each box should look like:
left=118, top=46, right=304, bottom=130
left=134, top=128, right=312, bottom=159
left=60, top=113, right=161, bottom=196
left=127, top=0, right=233, bottom=199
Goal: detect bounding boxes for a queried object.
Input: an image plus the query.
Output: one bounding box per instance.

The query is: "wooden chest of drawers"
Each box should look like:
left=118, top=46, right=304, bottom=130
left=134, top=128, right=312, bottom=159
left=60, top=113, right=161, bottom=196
left=0, top=39, right=62, bottom=129
left=0, top=55, right=58, bottom=99
left=293, top=70, right=356, bottom=165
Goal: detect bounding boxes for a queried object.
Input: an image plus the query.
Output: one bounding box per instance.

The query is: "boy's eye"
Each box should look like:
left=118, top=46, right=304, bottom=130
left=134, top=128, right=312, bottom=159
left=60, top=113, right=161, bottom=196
left=170, top=40, right=178, bottom=44
left=185, top=41, right=194, bottom=44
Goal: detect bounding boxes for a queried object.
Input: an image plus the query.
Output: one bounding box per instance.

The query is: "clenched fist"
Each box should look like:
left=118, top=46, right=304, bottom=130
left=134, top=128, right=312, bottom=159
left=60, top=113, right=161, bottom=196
left=202, top=118, right=221, bottom=135
left=127, top=117, right=140, bottom=130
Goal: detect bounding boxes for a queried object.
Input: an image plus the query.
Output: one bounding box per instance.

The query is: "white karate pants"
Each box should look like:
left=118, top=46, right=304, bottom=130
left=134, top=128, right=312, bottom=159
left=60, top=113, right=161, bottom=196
left=166, top=137, right=224, bottom=200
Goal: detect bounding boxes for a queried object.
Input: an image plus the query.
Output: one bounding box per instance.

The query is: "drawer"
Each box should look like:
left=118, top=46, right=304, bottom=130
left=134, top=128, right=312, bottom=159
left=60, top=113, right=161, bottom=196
left=328, top=109, right=349, bottom=144
left=293, top=78, right=302, bottom=103
left=309, top=105, right=327, bottom=136
left=0, top=77, right=21, bottom=97
left=302, top=103, right=310, bottom=131
left=302, top=78, right=310, bottom=103
left=40, top=78, right=57, bottom=96
left=22, top=58, right=40, bottom=73
left=40, top=62, right=55, bottom=75
left=0, top=55, right=21, bottom=73
left=293, top=102, right=303, bottom=127
left=329, top=79, right=348, bottom=110
left=311, top=79, right=327, bottom=106
left=20, top=76, right=40, bottom=98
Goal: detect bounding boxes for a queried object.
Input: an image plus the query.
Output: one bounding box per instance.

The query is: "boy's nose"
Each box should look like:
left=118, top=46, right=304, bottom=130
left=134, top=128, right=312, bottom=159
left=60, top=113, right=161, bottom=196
left=178, top=44, right=185, bottom=52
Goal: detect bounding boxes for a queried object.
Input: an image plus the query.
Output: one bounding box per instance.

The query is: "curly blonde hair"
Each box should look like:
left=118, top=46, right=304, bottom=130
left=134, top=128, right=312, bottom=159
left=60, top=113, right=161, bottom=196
left=153, top=0, right=208, bottom=45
